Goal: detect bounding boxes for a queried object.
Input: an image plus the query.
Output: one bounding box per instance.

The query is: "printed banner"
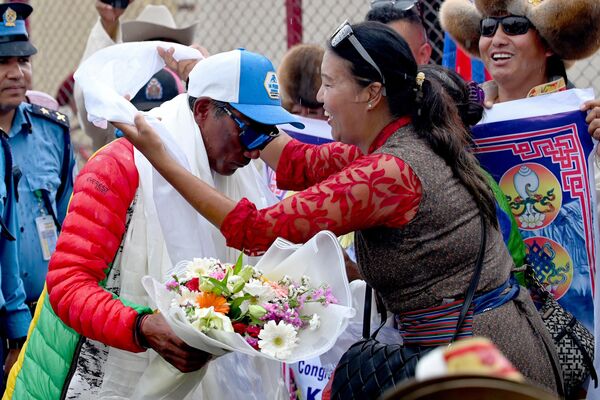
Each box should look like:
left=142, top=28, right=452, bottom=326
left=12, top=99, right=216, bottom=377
left=471, top=89, right=597, bottom=332
left=289, top=357, right=334, bottom=400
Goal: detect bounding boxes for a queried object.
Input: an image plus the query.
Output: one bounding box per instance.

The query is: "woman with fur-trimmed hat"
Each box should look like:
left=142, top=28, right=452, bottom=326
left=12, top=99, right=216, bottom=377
left=441, top=0, right=600, bottom=396
left=441, top=0, right=600, bottom=104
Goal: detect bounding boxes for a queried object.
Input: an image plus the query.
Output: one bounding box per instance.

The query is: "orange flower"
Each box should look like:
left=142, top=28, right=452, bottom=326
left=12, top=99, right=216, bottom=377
left=196, top=292, right=230, bottom=314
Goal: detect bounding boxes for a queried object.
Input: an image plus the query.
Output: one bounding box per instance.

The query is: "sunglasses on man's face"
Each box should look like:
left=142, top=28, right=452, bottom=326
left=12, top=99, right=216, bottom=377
left=330, top=20, right=387, bottom=96
left=480, top=16, right=532, bottom=38
left=220, top=106, right=279, bottom=151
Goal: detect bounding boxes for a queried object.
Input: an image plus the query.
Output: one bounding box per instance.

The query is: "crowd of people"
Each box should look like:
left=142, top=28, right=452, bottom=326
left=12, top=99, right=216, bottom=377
left=0, top=0, right=599, bottom=399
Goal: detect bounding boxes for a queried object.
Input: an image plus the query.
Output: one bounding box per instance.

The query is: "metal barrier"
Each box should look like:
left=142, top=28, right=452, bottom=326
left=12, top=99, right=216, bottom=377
left=24, top=0, right=599, bottom=104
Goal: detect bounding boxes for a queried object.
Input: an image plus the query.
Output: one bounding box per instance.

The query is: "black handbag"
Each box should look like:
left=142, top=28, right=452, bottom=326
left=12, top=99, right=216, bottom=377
left=525, top=266, right=597, bottom=399
left=330, top=217, right=487, bottom=400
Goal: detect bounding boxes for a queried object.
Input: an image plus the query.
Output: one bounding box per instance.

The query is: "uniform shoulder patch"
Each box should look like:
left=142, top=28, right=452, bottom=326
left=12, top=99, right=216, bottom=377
left=27, top=104, right=70, bottom=130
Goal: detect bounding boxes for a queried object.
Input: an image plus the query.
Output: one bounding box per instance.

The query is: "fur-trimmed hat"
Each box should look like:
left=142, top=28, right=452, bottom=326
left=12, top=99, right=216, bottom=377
left=440, top=0, right=600, bottom=61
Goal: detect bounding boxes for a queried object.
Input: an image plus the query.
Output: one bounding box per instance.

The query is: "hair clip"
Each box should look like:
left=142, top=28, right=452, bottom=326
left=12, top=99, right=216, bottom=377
left=414, top=72, right=425, bottom=115
left=416, top=72, right=425, bottom=89
left=467, top=81, right=485, bottom=106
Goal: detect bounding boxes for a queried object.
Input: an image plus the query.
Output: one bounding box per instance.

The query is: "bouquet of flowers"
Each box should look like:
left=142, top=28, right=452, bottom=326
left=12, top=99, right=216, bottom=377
left=165, top=256, right=338, bottom=359
left=142, top=231, right=354, bottom=363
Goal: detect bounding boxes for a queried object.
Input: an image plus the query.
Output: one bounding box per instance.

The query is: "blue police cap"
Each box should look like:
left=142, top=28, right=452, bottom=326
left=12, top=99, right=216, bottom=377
left=0, top=3, right=37, bottom=57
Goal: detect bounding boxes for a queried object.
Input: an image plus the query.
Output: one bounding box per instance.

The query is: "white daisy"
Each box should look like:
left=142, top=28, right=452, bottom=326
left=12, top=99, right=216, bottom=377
left=180, top=257, right=215, bottom=280
left=176, top=286, right=197, bottom=306
left=258, top=320, right=298, bottom=359
left=244, top=278, right=277, bottom=303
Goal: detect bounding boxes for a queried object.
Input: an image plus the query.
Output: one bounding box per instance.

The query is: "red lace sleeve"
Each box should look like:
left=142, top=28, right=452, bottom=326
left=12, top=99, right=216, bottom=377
left=222, top=153, right=422, bottom=255
left=276, top=139, right=363, bottom=191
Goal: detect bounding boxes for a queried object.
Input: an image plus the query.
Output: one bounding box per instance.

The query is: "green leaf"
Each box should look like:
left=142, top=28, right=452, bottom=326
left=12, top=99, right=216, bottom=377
left=231, top=280, right=246, bottom=294
left=207, top=277, right=230, bottom=296
left=230, top=306, right=241, bottom=320
left=249, top=314, right=263, bottom=325
left=238, top=266, right=254, bottom=282
left=234, top=252, right=244, bottom=275
left=230, top=294, right=252, bottom=310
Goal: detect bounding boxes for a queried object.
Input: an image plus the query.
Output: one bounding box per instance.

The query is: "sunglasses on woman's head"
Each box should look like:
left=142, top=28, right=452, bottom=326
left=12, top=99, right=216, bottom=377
left=330, top=20, right=387, bottom=96
left=370, top=0, right=420, bottom=12
left=220, top=106, right=279, bottom=151
left=480, top=16, right=532, bottom=37
left=369, top=0, right=425, bottom=25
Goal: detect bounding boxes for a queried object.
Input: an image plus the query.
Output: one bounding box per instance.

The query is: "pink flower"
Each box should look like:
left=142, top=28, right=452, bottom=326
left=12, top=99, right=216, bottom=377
left=268, top=282, right=289, bottom=298
left=261, top=303, right=303, bottom=328
left=245, top=336, right=259, bottom=350
left=311, top=288, right=324, bottom=300
left=166, top=280, right=179, bottom=291
left=209, top=271, right=226, bottom=280
left=323, top=287, right=338, bottom=306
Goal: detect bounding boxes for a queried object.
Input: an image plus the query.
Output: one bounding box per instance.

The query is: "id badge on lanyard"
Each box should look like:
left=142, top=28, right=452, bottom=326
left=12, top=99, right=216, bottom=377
left=34, top=190, right=58, bottom=260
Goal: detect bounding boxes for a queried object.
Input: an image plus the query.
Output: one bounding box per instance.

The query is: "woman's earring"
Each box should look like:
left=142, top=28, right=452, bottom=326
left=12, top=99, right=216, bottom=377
left=368, top=103, right=372, bottom=109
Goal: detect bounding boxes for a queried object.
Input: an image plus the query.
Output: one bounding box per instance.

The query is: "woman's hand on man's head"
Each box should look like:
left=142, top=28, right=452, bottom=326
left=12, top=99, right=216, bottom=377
left=158, top=46, right=204, bottom=83
left=112, top=114, right=168, bottom=163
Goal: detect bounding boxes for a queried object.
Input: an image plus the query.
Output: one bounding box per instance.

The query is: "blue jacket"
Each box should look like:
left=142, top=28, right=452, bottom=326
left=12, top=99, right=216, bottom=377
left=0, top=134, right=31, bottom=339
left=7, top=103, right=74, bottom=302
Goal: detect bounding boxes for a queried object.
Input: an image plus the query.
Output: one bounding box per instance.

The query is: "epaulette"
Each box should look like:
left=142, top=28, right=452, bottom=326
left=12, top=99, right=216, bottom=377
left=26, top=104, right=70, bottom=130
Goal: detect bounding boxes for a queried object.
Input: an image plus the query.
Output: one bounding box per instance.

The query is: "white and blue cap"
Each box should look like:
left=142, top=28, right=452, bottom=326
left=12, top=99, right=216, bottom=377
left=0, top=3, right=37, bottom=57
left=187, top=49, right=304, bottom=129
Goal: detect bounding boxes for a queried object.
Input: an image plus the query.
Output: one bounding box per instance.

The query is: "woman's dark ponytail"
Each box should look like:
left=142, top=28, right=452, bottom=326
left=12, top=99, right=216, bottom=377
left=411, top=72, right=497, bottom=227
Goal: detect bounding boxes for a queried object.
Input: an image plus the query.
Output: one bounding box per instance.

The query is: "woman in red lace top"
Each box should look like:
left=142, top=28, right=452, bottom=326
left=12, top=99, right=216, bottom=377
left=118, top=22, right=496, bottom=257
left=118, top=21, right=562, bottom=393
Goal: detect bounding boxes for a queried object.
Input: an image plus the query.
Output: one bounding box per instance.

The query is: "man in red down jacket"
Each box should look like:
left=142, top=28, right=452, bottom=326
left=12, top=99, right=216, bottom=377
left=39, top=49, right=304, bottom=399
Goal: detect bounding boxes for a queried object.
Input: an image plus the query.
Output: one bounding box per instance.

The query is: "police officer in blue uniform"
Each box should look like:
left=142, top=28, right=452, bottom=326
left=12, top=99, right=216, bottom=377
left=0, top=3, right=74, bottom=315
left=0, top=131, right=30, bottom=389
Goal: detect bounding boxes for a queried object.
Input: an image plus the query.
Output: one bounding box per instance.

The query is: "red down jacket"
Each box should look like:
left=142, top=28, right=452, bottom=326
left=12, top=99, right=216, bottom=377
left=46, top=139, right=150, bottom=353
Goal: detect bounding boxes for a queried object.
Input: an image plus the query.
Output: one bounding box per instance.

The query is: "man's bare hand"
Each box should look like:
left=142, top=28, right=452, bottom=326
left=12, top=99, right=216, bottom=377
left=96, top=0, right=132, bottom=40
left=481, top=80, right=498, bottom=109
left=158, top=47, right=202, bottom=82
left=581, top=99, right=600, bottom=140
left=190, top=43, right=210, bottom=58
left=140, top=313, right=211, bottom=373
left=343, top=250, right=361, bottom=282
left=4, top=348, right=20, bottom=377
